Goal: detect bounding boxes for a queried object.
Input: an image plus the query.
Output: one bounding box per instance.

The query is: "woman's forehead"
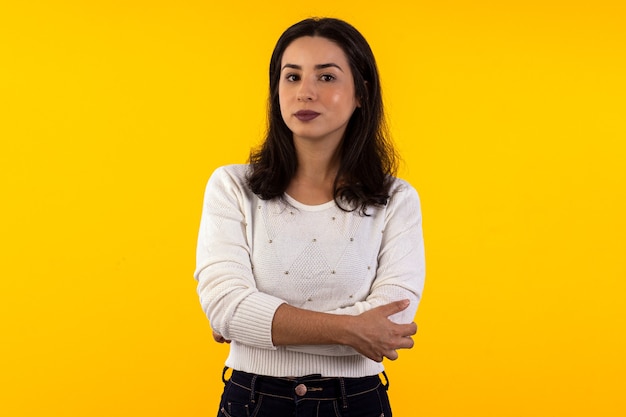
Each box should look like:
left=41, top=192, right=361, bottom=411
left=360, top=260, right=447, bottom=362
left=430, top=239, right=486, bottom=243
left=281, top=36, right=349, bottom=67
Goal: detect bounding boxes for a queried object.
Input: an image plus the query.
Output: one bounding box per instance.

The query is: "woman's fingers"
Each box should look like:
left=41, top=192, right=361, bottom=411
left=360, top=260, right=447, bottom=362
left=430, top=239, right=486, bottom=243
left=376, top=299, right=411, bottom=317
left=353, top=301, right=419, bottom=362
left=212, top=330, right=231, bottom=344
left=385, top=350, right=399, bottom=361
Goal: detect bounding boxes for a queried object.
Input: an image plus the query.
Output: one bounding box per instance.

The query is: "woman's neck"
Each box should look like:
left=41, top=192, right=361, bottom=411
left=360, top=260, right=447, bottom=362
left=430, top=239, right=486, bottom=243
left=286, top=140, right=341, bottom=205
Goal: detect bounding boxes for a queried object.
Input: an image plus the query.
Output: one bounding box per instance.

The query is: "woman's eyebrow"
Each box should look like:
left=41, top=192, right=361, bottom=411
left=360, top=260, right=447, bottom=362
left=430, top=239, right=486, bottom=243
left=281, top=63, right=344, bottom=72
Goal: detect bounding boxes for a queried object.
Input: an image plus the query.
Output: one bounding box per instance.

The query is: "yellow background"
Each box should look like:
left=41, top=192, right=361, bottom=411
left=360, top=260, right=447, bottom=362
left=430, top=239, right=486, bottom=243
left=1, top=1, right=624, bottom=416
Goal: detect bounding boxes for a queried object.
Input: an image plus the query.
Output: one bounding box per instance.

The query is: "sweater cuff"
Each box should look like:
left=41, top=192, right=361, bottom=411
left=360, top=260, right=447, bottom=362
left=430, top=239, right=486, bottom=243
left=228, top=292, right=286, bottom=350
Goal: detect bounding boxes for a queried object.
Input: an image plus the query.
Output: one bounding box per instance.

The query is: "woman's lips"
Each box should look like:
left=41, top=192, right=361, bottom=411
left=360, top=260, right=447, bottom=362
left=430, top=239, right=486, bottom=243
left=294, top=110, right=320, bottom=121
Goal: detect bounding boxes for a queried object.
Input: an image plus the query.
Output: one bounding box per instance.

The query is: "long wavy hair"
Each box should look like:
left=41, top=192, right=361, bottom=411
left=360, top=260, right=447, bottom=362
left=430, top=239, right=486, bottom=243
left=247, top=17, right=398, bottom=215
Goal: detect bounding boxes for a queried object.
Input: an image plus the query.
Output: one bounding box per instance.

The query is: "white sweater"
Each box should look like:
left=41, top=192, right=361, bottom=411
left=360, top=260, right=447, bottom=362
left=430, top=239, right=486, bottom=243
left=194, top=164, right=425, bottom=377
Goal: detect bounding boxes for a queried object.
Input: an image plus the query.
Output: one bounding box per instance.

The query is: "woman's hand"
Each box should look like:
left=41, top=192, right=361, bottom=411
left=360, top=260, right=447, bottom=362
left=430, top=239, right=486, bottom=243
left=343, top=299, right=417, bottom=362
left=212, top=330, right=231, bottom=344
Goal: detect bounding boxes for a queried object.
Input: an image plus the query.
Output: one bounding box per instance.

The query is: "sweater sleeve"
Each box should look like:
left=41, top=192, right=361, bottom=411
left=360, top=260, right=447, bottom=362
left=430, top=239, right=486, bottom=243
left=194, top=166, right=286, bottom=350
left=346, top=180, right=425, bottom=322
left=286, top=180, right=426, bottom=356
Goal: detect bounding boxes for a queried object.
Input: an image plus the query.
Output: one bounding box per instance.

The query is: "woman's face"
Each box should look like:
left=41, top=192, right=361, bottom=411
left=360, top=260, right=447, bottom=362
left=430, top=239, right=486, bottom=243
left=278, top=36, right=359, bottom=148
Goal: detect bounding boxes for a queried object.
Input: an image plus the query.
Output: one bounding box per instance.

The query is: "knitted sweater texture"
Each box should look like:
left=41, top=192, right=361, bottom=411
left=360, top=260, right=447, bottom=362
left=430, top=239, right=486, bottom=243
left=194, top=164, right=425, bottom=377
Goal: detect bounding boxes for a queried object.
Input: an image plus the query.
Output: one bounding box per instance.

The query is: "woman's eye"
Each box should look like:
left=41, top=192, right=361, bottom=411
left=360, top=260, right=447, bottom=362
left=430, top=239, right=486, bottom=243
left=320, top=74, right=335, bottom=82
left=286, top=74, right=300, bottom=82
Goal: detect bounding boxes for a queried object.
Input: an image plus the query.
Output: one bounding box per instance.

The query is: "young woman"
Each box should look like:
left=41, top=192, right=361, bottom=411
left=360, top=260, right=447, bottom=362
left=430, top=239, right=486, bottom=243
left=194, top=17, right=425, bottom=417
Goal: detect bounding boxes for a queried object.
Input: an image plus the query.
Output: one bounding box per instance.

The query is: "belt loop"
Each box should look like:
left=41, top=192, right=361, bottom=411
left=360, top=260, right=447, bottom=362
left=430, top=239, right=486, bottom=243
left=222, top=366, right=230, bottom=385
left=381, top=371, right=390, bottom=391
left=249, top=374, right=259, bottom=403
left=338, top=377, right=348, bottom=409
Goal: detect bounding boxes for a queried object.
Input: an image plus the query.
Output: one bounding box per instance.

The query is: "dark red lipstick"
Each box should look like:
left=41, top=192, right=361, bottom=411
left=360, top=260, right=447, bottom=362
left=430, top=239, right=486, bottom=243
left=294, top=110, right=320, bottom=121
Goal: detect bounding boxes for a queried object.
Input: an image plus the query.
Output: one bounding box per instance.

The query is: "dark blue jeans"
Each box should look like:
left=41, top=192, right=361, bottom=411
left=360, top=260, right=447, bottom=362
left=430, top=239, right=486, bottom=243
left=217, top=368, right=392, bottom=417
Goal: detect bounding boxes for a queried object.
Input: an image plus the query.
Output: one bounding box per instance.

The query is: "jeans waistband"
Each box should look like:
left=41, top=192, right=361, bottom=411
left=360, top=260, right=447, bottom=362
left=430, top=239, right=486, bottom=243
left=223, top=367, right=388, bottom=408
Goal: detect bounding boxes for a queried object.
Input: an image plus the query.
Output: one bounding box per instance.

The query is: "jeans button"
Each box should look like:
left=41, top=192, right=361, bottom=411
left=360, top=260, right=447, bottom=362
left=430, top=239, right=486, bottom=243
left=295, top=383, right=307, bottom=396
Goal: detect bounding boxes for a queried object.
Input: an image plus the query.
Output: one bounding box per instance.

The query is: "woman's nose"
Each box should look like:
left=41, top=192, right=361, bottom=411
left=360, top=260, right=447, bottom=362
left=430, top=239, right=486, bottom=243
left=297, top=78, right=316, bottom=101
